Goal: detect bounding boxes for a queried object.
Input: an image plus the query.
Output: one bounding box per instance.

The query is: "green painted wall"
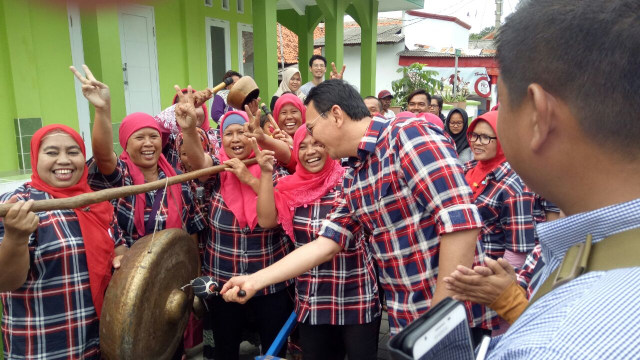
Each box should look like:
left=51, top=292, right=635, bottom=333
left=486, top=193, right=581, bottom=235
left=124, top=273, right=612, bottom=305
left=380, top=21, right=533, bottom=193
left=0, top=0, right=79, bottom=173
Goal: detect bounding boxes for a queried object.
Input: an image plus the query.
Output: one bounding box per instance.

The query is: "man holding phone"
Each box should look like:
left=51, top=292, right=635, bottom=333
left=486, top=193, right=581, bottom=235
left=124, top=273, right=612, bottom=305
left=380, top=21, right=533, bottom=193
left=221, top=79, right=497, bottom=337
left=481, top=0, right=640, bottom=358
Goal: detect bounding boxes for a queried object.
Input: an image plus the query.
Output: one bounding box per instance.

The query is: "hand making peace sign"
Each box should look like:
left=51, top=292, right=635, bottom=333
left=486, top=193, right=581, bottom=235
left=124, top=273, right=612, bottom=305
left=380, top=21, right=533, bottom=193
left=330, top=62, right=346, bottom=80
left=173, top=85, right=199, bottom=131
left=70, top=65, right=110, bottom=110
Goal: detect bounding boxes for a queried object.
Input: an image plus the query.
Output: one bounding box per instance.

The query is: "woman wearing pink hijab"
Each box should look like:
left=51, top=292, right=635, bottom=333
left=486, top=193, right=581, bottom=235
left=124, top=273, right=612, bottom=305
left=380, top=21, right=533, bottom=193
left=72, top=66, right=206, bottom=246
left=252, top=126, right=381, bottom=359
left=176, top=100, right=294, bottom=359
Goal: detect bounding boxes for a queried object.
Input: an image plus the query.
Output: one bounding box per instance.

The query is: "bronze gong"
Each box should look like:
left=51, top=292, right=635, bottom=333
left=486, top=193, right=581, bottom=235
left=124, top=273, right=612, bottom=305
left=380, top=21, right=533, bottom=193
left=100, top=228, right=200, bottom=359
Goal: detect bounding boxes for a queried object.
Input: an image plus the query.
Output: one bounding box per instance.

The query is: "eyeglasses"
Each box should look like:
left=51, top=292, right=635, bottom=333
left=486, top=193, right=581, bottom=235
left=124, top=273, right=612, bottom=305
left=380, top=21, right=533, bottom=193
left=428, top=104, right=439, bottom=109
left=469, top=133, right=497, bottom=145
left=306, top=112, right=326, bottom=136
left=312, top=64, right=326, bottom=69
left=449, top=122, right=464, bottom=127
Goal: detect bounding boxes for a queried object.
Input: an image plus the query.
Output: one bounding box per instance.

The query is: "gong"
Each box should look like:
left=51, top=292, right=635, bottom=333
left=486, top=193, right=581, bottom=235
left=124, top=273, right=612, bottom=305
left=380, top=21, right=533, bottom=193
left=100, top=229, right=200, bottom=359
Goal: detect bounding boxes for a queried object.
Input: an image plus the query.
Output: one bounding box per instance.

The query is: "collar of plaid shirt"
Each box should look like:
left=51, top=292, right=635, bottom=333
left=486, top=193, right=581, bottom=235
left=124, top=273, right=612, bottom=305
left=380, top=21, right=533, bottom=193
left=347, top=116, right=389, bottom=168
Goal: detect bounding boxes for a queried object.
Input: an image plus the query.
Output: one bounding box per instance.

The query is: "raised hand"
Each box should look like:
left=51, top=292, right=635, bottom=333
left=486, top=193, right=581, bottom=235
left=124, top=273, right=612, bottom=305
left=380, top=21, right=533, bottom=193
left=174, top=85, right=198, bottom=131
left=330, top=62, right=346, bottom=80
left=250, top=138, right=274, bottom=173
left=242, top=105, right=265, bottom=142
left=193, top=88, right=214, bottom=108
left=70, top=65, right=110, bottom=109
left=2, top=196, right=38, bottom=242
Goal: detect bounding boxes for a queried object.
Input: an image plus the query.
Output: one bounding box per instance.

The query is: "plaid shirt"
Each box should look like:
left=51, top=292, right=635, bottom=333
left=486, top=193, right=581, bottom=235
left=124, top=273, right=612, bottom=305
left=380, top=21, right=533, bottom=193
left=202, top=159, right=293, bottom=296
left=87, top=158, right=206, bottom=246
left=516, top=244, right=542, bottom=299
left=0, top=184, right=124, bottom=359
left=318, top=116, right=491, bottom=335
left=290, top=186, right=381, bottom=325
left=463, top=161, right=538, bottom=260
left=154, top=104, right=221, bottom=167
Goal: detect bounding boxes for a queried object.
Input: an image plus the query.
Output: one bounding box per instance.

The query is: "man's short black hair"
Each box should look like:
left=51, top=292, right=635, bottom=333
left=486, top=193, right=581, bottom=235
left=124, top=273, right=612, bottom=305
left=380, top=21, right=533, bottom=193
left=308, top=55, right=327, bottom=68
left=407, top=89, right=432, bottom=104
left=305, top=79, right=370, bottom=121
left=496, top=0, right=640, bottom=155
left=222, top=70, right=242, bottom=81
left=259, top=114, right=270, bottom=129
left=364, top=96, right=382, bottom=113
left=432, top=94, right=443, bottom=108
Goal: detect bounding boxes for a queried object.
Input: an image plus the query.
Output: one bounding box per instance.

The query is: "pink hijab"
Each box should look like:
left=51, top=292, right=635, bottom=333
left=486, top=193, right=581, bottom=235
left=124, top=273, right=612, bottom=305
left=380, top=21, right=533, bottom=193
left=273, top=93, right=306, bottom=130
left=273, top=126, right=345, bottom=239
left=119, top=113, right=184, bottom=237
left=217, top=111, right=262, bottom=230
left=397, top=111, right=444, bottom=130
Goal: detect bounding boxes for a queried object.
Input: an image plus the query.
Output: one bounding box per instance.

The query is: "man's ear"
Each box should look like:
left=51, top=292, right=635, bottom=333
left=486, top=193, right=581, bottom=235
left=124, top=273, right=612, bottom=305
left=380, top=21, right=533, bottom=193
left=528, top=84, right=557, bottom=152
left=331, top=105, right=344, bottom=128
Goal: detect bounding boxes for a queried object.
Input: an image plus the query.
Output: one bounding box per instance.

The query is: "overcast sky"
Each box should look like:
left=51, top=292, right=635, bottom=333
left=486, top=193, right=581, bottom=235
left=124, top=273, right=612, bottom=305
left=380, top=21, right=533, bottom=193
left=377, top=0, right=519, bottom=33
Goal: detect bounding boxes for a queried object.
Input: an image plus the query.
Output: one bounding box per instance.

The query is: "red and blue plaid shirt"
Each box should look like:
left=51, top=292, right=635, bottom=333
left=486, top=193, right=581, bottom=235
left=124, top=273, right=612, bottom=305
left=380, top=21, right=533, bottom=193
left=87, top=158, right=206, bottom=246
left=201, top=159, right=293, bottom=296
left=290, top=186, right=380, bottom=325
left=463, top=161, right=539, bottom=260
left=317, top=116, right=492, bottom=335
left=0, top=184, right=124, bottom=359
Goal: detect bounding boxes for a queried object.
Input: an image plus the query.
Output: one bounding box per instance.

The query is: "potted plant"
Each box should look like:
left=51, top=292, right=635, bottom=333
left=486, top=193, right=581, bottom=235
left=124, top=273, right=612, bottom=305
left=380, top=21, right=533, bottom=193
left=391, top=63, right=442, bottom=110
left=438, top=84, right=470, bottom=109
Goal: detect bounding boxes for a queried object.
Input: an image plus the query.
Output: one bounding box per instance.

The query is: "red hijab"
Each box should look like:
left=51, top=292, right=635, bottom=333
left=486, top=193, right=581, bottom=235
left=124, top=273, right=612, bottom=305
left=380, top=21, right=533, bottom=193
left=119, top=113, right=184, bottom=237
left=28, top=125, right=114, bottom=318
left=273, top=93, right=306, bottom=130
left=464, top=111, right=507, bottom=200
left=274, top=126, right=345, bottom=239
left=217, top=111, right=261, bottom=230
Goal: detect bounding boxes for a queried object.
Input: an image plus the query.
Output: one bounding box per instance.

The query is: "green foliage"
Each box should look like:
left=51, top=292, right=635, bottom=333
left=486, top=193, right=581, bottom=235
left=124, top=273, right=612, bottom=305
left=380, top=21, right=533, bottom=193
left=469, top=26, right=496, bottom=41
left=391, top=63, right=442, bottom=110
left=437, top=84, right=470, bottom=103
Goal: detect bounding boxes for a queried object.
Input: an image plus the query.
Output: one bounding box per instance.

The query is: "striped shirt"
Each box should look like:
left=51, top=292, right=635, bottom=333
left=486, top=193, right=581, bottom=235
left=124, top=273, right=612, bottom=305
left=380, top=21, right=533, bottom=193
left=290, top=186, right=380, bottom=325
left=0, top=185, right=124, bottom=359
left=317, top=116, right=488, bottom=335
left=488, top=198, right=640, bottom=359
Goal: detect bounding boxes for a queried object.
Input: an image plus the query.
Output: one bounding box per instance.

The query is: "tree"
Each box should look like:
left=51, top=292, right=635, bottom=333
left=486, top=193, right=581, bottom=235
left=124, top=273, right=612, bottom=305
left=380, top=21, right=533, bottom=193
left=391, top=63, right=441, bottom=110
left=469, top=26, right=496, bottom=40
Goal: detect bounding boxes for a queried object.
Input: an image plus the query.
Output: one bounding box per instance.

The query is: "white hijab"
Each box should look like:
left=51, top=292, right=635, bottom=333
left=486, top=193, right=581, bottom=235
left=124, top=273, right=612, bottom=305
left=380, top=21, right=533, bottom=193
left=274, top=68, right=305, bottom=100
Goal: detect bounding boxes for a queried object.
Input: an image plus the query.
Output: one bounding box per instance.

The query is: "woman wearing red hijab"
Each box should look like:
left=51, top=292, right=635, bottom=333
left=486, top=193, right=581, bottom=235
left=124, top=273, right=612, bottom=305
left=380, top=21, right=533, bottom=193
left=176, top=100, right=294, bottom=359
left=464, top=111, right=538, bottom=267
left=0, top=124, right=125, bottom=359
left=70, top=65, right=206, bottom=246
left=252, top=126, right=381, bottom=359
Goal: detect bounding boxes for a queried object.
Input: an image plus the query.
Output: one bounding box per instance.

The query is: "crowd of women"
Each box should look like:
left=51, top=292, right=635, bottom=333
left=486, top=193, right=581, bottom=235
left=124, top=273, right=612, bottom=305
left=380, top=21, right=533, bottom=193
left=0, top=61, right=558, bottom=360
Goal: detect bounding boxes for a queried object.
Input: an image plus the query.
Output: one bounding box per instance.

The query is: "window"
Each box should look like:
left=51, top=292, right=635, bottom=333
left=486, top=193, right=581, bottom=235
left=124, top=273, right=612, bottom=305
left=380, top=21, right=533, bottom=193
left=205, top=18, right=231, bottom=90
left=237, top=0, right=244, bottom=13
left=221, top=0, right=229, bottom=10
left=238, top=24, right=253, bottom=77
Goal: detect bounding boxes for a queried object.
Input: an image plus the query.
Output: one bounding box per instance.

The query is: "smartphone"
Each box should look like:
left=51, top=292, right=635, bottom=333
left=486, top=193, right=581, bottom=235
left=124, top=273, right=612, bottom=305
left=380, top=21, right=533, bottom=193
left=389, top=298, right=475, bottom=360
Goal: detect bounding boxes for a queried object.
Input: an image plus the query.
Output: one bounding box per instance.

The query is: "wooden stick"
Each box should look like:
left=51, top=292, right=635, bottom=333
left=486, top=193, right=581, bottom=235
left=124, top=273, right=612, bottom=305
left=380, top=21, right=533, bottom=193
left=260, top=103, right=281, bottom=131
left=0, top=158, right=257, bottom=217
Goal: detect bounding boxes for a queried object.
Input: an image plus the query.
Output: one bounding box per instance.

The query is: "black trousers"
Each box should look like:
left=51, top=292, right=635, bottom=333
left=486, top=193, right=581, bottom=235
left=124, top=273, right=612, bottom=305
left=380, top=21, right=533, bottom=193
left=207, top=288, right=293, bottom=360
left=297, top=316, right=382, bottom=360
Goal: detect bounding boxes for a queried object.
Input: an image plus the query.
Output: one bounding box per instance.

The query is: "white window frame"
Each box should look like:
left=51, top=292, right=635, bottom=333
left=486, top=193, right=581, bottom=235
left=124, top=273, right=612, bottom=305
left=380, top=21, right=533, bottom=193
left=237, top=0, right=244, bottom=13
left=237, top=23, right=253, bottom=76
left=204, top=0, right=213, bottom=7
left=221, top=0, right=229, bottom=10
left=205, top=17, right=231, bottom=90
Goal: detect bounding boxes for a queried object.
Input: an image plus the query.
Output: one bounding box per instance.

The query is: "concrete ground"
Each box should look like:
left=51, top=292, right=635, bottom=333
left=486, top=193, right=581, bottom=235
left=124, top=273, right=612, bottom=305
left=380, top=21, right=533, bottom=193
left=188, top=310, right=391, bottom=360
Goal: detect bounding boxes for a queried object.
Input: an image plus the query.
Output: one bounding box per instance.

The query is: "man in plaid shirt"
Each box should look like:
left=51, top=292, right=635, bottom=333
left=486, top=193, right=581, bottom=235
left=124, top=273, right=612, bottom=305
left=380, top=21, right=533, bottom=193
left=222, top=79, right=489, bottom=336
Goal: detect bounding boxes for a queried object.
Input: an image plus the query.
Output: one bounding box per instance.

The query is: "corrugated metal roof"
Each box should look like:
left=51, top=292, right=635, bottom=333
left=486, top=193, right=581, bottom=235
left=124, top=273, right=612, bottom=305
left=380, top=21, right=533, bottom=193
left=397, top=50, right=495, bottom=58
left=315, top=24, right=404, bottom=46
